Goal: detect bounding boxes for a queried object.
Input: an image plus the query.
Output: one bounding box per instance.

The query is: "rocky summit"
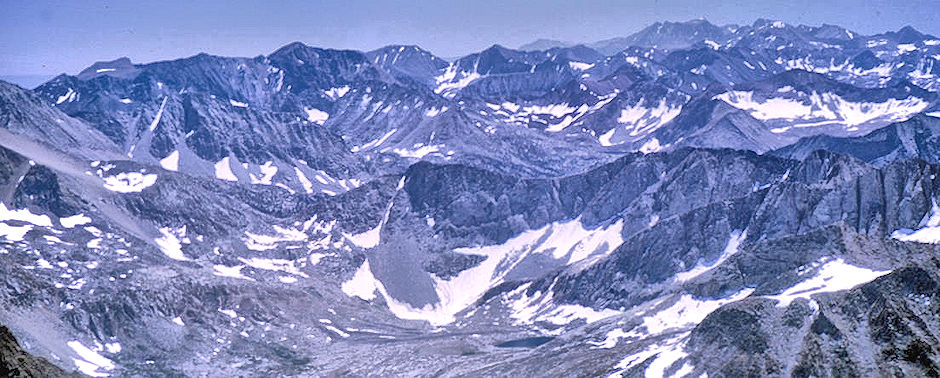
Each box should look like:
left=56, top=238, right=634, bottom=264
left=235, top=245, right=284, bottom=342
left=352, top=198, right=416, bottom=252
left=1, top=17, right=940, bottom=377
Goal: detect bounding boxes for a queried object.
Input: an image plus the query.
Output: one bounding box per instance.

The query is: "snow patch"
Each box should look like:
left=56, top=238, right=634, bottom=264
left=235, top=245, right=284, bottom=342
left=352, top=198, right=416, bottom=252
left=294, top=167, right=314, bottom=193
left=642, top=289, right=754, bottom=335
left=155, top=226, right=189, bottom=261
left=324, top=86, right=350, bottom=99
left=341, top=259, right=380, bottom=301
left=434, top=64, right=481, bottom=97
left=609, top=334, right=689, bottom=377
left=214, top=157, right=238, bottom=182
left=897, top=44, right=917, bottom=54
left=424, top=106, right=447, bottom=117
left=213, top=265, right=253, bottom=280
left=248, top=161, right=278, bottom=185
left=891, top=199, right=940, bottom=244
left=304, top=107, right=329, bottom=124
left=67, top=341, right=114, bottom=377
left=243, top=224, right=308, bottom=251
left=0, top=203, right=53, bottom=227
left=343, top=199, right=394, bottom=249
left=378, top=217, right=623, bottom=326
left=616, top=99, right=682, bottom=136
left=674, top=230, right=746, bottom=282
left=533, top=304, right=620, bottom=325
left=239, top=257, right=308, bottom=278
left=715, top=90, right=928, bottom=129
left=102, top=171, right=158, bottom=193
left=104, top=343, right=121, bottom=354
left=56, top=88, right=77, bottom=104
left=159, top=150, right=179, bottom=172
left=568, top=61, right=595, bottom=71
left=639, top=138, right=662, bottom=154
left=392, top=144, right=443, bottom=159
left=768, top=258, right=891, bottom=307
left=219, top=309, right=237, bottom=318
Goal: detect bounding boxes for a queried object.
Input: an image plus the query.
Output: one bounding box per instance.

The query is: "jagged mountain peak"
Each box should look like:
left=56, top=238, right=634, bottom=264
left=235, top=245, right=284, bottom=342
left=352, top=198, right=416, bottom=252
left=892, top=25, right=931, bottom=43
left=75, top=57, right=140, bottom=81
left=269, top=41, right=369, bottom=63
left=368, top=44, right=434, bottom=55
left=543, top=44, right=605, bottom=63
left=589, top=18, right=734, bottom=55
left=363, top=45, right=450, bottom=89
left=808, top=23, right=859, bottom=41
left=518, top=38, right=573, bottom=51
left=479, top=43, right=520, bottom=57
left=751, top=18, right=789, bottom=29
left=269, top=40, right=315, bottom=55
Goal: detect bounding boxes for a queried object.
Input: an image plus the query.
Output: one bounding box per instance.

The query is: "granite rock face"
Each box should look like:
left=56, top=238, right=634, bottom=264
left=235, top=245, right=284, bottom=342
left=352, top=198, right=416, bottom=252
left=0, top=325, right=78, bottom=377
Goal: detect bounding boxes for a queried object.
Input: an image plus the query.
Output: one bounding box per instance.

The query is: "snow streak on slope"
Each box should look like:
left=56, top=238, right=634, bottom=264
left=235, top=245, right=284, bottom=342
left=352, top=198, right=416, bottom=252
left=891, top=199, right=940, bottom=244
left=155, top=226, right=189, bottom=261
left=605, top=288, right=755, bottom=378
left=507, top=283, right=622, bottom=327
left=715, top=90, right=927, bottom=132
left=598, top=100, right=681, bottom=147
left=768, top=257, right=891, bottom=306
left=434, top=64, right=481, bottom=98
left=392, top=144, right=445, bottom=159
left=341, top=177, right=403, bottom=249
left=568, top=61, right=595, bottom=71
left=616, top=99, right=683, bottom=136
left=56, top=88, right=77, bottom=104
left=595, top=288, right=755, bottom=351
left=67, top=340, right=115, bottom=377
left=345, top=217, right=624, bottom=326
left=490, top=96, right=616, bottom=133
left=674, top=230, right=746, bottom=282
left=149, top=97, right=168, bottom=131
left=638, top=289, right=756, bottom=336
left=343, top=199, right=394, bottom=249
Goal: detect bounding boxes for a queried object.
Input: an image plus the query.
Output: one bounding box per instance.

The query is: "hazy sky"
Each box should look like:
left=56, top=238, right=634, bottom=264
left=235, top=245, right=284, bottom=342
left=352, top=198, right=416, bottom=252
left=1, top=0, right=938, bottom=76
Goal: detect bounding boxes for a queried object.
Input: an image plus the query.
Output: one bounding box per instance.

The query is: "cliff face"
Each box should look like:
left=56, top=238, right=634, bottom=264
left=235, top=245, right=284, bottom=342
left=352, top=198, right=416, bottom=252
left=0, top=326, right=76, bottom=378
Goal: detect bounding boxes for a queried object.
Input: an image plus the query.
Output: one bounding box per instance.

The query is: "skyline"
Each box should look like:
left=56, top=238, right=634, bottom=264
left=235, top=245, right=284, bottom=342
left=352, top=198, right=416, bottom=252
left=1, top=0, right=939, bottom=81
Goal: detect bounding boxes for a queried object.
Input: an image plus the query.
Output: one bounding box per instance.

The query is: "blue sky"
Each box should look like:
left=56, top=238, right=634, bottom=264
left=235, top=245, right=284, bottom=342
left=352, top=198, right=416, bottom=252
left=1, top=0, right=938, bottom=77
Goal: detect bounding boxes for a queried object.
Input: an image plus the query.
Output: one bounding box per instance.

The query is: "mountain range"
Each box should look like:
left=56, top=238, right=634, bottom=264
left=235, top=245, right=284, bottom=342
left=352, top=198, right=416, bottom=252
left=1, top=18, right=939, bottom=377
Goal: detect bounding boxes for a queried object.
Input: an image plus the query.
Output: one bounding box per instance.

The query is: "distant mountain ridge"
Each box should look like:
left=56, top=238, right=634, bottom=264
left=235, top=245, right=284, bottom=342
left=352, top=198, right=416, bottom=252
left=20, top=18, right=940, bottom=194
left=520, top=18, right=939, bottom=55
